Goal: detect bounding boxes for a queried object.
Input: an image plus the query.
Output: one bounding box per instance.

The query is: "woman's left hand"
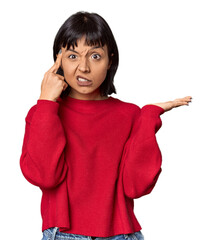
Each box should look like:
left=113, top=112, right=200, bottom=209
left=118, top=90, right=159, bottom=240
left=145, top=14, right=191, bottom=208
left=151, top=96, right=192, bottom=112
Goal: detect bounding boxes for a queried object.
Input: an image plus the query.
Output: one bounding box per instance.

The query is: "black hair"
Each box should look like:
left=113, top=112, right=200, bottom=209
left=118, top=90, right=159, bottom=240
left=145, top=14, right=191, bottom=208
left=53, top=11, right=119, bottom=98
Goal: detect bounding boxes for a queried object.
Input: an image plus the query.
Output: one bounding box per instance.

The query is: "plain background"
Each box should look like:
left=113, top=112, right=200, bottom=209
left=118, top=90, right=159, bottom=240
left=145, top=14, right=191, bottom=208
left=0, top=0, right=211, bottom=239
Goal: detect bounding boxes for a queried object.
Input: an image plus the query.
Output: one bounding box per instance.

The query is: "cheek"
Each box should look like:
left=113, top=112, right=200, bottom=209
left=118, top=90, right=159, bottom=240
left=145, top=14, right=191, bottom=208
left=100, top=64, right=109, bottom=80
left=94, top=62, right=109, bottom=76
left=62, top=60, right=77, bottom=75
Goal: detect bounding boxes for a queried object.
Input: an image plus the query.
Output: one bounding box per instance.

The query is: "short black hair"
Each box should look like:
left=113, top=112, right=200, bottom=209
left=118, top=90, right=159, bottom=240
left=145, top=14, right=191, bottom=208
left=53, top=11, right=119, bottom=98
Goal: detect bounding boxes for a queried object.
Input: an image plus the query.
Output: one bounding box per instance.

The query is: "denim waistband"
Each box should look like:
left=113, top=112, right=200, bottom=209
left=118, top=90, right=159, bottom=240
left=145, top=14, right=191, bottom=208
left=42, top=227, right=144, bottom=240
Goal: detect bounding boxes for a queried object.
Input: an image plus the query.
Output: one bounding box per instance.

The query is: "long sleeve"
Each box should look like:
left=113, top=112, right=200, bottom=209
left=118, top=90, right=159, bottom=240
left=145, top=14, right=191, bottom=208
left=122, top=104, right=164, bottom=199
left=19, top=99, right=68, bottom=189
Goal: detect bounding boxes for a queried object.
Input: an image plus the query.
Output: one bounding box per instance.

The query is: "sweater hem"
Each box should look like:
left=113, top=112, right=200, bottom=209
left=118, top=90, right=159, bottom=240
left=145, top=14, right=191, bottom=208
left=57, top=226, right=142, bottom=237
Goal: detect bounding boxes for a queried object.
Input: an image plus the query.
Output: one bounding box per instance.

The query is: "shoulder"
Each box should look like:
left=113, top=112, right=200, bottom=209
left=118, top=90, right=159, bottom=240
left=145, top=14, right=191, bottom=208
left=113, top=97, right=140, bottom=110
left=111, top=97, right=141, bottom=118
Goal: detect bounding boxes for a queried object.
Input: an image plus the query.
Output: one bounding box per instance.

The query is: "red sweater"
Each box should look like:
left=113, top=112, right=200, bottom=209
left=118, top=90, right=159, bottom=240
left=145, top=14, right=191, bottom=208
left=19, top=95, right=164, bottom=237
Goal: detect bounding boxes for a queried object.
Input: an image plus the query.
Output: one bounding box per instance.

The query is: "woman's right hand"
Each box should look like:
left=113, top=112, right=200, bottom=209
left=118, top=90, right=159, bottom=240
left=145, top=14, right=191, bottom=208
left=39, top=50, right=69, bottom=102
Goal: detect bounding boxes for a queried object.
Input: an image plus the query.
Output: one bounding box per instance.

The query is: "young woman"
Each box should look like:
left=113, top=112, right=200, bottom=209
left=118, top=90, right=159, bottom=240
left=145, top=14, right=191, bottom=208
left=19, top=11, right=192, bottom=240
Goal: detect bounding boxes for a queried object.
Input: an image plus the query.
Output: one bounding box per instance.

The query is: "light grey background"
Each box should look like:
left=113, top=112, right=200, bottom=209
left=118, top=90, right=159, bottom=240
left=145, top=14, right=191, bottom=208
left=0, top=0, right=211, bottom=239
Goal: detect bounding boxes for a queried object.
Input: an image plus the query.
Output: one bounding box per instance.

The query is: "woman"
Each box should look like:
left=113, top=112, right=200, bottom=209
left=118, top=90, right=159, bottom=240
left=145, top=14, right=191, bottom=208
left=19, top=11, right=192, bottom=240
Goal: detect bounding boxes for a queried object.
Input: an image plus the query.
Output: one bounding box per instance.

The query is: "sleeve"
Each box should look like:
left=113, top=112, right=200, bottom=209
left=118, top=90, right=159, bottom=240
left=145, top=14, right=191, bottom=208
left=122, top=104, right=164, bottom=199
left=19, top=99, right=68, bottom=189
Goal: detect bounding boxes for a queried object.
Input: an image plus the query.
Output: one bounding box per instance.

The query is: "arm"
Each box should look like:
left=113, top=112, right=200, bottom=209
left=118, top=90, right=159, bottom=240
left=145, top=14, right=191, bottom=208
left=122, top=96, right=192, bottom=199
left=19, top=99, right=68, bottom=189
left=122, top=105, right=164, bottom=199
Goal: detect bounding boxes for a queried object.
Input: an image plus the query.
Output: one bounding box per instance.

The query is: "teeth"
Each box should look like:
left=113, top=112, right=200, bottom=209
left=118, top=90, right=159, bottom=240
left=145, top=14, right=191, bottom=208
left=78, top=77, right=89, bottom=82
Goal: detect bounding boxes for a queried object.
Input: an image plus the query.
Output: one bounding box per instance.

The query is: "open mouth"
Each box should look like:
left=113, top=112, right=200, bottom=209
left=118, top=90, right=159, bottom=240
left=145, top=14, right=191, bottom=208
left=77, top=76, right=91, bottom=82
left=77, top=76, right=92, bottom=86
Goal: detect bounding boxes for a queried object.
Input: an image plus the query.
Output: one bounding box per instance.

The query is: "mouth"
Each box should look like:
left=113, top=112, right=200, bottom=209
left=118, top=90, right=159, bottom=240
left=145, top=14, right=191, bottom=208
left=76, top=76, right=92, bottom=86
left=77, top=76, right=92, bottom=82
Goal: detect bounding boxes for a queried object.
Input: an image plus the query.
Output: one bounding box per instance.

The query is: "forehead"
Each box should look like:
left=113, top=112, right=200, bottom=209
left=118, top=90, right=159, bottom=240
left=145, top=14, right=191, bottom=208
left=65, top=35, right=107, bottom=51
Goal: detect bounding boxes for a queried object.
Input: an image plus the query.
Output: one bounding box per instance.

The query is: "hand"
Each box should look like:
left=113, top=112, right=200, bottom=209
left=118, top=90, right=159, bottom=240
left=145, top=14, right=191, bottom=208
left=151, top=96, right=192, bottom=112
left=39, top=50, right=68, bottom=102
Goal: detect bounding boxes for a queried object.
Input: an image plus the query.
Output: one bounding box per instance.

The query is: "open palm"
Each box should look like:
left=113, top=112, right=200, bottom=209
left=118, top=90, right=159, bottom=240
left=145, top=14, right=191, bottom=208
left=152, top=96, right=192, bottom=112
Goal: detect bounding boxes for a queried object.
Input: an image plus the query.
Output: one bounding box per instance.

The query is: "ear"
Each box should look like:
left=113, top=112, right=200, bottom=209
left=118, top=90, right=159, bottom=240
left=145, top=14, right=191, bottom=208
left=107, top=53, right=114, bottom=70
left=60, top=59, right=64, bottom=71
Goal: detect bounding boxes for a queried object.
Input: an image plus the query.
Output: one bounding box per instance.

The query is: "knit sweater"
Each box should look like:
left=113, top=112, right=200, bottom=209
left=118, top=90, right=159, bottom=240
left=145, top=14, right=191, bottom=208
left=19, top=95, right=164, bottom=237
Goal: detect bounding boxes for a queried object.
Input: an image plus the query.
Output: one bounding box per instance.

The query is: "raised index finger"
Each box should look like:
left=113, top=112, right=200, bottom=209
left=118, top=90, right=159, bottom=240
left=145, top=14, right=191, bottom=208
left=47, top=49, right=62, bottom=73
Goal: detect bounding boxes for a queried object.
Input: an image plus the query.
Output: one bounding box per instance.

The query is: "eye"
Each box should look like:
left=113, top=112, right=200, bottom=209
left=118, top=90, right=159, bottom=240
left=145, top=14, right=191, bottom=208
left=68, top=54, right=77, bottom=59
left=91, top=54, right=101, bottom=60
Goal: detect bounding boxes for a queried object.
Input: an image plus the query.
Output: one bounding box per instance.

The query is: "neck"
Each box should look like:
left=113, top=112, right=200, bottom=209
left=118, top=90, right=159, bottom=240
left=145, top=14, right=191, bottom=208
left=68, top=91, right=108, bottom=101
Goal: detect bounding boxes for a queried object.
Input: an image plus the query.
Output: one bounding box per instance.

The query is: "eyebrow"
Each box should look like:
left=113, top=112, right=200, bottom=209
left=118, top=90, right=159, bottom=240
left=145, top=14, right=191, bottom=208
left=65, top=46, right=104, bottom=53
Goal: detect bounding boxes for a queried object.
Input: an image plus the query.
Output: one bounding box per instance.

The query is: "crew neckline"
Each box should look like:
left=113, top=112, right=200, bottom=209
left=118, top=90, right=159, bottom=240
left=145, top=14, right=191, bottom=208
left=67, top=96, right=113, bottom=102
left=60, top=95, right=116, bottom=113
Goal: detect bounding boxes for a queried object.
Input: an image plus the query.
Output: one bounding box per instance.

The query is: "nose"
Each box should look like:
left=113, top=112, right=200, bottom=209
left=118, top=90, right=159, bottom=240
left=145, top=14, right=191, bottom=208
left=78, top=57, right=90, bottom=73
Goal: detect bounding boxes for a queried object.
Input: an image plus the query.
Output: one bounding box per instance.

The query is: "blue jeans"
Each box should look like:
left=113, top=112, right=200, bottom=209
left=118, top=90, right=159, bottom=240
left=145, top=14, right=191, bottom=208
left=41, top=227, right=144, bottom=240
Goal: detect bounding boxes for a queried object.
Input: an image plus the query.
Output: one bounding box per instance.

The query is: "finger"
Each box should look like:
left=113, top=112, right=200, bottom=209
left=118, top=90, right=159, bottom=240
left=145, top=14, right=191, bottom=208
left=181, top=96, right=192, bottom=102
left=174, top=100, right=191, bottom=107
left=174, top=96, right=192, bottom=104
left=56, top=74, right=64, bottom=80
left=47, top=49, right=62, bottom=73
left=182, top=96, right=192, bottom=104
left=186, top=96, right=192, bottom=102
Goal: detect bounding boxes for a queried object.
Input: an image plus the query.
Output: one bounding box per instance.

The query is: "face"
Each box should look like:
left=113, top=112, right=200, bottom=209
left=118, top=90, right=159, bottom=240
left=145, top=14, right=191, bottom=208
left=61, top=36, right=112, bottom=100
